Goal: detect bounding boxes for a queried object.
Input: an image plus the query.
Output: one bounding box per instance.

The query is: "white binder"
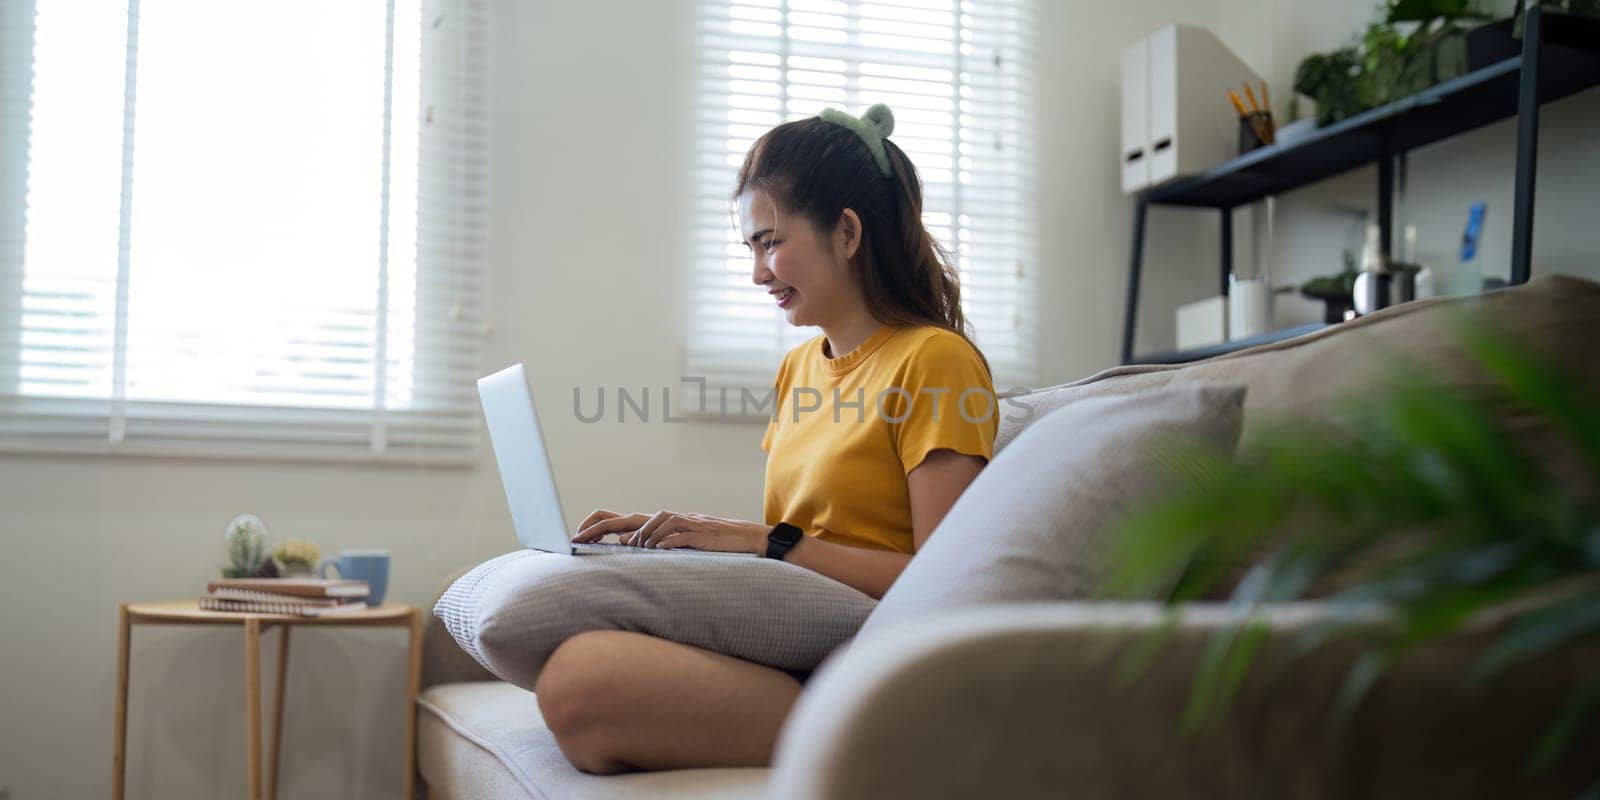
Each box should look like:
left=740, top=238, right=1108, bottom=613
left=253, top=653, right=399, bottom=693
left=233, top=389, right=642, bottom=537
left=1121, top=25, right=1263, bottom=194
left=1120, top=37, right=1150, bottom=193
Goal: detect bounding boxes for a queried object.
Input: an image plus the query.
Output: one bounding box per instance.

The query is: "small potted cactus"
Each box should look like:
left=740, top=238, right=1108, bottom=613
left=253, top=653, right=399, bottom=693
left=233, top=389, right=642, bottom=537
left=222, top=514, right=270, bottom=578
left=271, top=537, right=322, bottom=579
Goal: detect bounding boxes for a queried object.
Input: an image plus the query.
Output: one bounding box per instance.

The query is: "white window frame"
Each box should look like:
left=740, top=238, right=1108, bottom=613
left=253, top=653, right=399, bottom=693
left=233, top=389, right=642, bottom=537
left=0, top=0, right=491, bottom=465
left=685, top=0, right=1038, bottom=418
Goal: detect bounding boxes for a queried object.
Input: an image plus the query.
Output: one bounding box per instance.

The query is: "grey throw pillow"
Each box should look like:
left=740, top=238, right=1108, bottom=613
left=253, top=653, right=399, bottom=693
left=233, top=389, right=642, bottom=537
left=857, top=383, right=1247, bottom=639
left=435, top=549, right=877, bottom=691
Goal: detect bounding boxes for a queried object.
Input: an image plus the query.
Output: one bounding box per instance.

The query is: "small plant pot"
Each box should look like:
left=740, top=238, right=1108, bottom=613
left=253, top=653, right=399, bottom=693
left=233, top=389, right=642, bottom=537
left=1467, top=19, right=1519, bottom=70
left=1540, top=12, right=1600, bottom=51
left=1469, top=13, right=1600, bottom=71
left=1319, top=296, right=1355, bottom=324
left=275, top=561, right=315, bottom=579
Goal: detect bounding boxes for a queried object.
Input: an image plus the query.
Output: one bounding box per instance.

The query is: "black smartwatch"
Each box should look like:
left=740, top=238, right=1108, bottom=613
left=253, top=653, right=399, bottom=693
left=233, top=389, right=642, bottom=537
left=765, top=522, right=804, bottom=560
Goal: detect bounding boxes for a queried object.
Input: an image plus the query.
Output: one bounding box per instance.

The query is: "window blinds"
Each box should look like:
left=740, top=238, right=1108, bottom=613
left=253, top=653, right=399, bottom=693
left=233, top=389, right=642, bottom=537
left=0, top=0, right=490, bottom=464
left=686, top=0, right=1038, bottom=413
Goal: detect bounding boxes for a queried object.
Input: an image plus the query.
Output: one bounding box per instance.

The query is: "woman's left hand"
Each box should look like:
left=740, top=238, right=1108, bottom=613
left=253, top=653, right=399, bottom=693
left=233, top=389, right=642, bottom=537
left=631, top=510, right=769, bottom=555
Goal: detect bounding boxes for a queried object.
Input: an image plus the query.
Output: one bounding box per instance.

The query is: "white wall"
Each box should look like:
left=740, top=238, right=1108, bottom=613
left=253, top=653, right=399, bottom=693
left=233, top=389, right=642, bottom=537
left=0, top=2, right=733, bottom=798
left=23, top=0, right=1590, bottom=797
left=2, top=0, right=1223, bottom=797
left=1034, top=0, right=1229, bottom=380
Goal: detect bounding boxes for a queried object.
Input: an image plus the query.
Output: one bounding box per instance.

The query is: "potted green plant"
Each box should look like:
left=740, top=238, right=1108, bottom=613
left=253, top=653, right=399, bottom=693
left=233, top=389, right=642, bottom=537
left=222, top=514, right=270, bottom=578
left=1300, top=251, right=1361, bottom=323
left=1295, top=0, right=1492, bottom=125
left=272, top=537, right=323, bottom=578
left=1104, top=317, right=1600, bottom=777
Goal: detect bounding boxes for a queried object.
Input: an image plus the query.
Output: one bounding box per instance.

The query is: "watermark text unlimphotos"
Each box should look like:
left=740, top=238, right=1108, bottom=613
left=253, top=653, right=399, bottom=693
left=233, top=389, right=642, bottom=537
left=572, top=377, right=1037, bottom=425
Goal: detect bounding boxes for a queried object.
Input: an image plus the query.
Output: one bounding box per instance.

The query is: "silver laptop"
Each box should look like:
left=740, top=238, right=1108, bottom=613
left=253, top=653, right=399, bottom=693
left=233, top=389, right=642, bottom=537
left=477, top=363, right=758, bottom=558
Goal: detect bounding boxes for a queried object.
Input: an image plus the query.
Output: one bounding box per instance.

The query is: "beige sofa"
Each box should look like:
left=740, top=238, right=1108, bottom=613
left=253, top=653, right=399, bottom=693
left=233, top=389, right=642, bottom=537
left=417, top=275, right=1600, bottom=799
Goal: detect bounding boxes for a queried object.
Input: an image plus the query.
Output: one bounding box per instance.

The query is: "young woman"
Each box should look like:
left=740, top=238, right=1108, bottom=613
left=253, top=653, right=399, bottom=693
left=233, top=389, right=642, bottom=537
left=538, top=104, right=998, bottom=774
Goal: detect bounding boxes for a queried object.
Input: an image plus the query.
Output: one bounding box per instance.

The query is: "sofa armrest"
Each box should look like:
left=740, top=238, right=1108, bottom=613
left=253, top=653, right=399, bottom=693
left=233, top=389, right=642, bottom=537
left=421, top=563, right=499, bottom=690
left=768, top=603, right=1599, bottom=799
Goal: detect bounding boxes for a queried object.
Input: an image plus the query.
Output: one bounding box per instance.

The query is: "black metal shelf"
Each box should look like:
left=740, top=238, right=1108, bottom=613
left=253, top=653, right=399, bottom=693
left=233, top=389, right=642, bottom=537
left=1144, top=47, right=1600, bottom=210
left=1120, top=6, right=1600, bottom=365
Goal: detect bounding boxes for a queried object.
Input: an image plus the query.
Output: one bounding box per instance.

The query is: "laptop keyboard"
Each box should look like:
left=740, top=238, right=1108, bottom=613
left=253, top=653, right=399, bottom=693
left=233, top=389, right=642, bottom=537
left=573, top=541, right=759, bottom=558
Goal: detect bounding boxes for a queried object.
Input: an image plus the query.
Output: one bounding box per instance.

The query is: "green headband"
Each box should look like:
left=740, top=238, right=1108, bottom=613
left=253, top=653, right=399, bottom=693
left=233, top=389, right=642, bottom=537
left=817, top=103, right=896, bottom=178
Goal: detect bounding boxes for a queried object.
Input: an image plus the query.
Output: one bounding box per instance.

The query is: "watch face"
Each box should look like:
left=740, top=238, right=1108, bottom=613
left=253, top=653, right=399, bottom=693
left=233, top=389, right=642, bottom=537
left=773, top=523, right=802, bottom=544
left=767, top=523, right=803, bottom=558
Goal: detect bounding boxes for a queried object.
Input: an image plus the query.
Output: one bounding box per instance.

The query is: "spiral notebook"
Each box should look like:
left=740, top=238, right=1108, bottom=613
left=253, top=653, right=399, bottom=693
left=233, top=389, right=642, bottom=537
left=200, top=593, right=369, bottom=617
left=205, top=577, right=370, bottom=599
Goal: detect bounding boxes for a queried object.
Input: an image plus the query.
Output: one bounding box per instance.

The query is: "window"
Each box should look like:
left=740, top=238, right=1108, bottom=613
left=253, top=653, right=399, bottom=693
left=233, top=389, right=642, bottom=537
left=0, top=0, right=489, bottom=463
left=686, top=0, right=1038, bottom=412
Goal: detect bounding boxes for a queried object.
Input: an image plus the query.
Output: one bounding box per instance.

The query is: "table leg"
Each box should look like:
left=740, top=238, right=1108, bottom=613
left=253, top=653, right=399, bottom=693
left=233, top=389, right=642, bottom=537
left=406, top=609, right=423, bottom=800
left=114, top=605, right=130, bottom=800
left=245, top=618, right=262, bottom=800
left=267, top=626, right=290, bottom=800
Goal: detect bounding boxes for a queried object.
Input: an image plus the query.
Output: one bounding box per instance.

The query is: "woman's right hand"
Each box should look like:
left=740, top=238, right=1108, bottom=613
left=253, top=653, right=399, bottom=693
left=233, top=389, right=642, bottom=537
left=572, top=508, right=652, bottom=545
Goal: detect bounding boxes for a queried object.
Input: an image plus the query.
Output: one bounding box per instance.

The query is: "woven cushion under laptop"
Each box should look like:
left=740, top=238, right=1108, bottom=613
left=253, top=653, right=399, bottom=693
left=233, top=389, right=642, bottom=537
left=435, top=548, right=876, bottom=691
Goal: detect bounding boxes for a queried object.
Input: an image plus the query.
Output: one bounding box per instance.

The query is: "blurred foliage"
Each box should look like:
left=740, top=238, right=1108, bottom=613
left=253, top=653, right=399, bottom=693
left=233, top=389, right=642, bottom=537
left=1295, top=0, right=1491, bottom=125
left=1103, top=312, right=1600, bottom=774
left=1301, top=266, right=1361, bottom=303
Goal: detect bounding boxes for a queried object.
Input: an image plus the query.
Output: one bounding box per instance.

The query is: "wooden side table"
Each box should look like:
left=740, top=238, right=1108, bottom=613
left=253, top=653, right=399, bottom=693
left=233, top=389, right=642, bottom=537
left=113, top=600, right=423, bottom=800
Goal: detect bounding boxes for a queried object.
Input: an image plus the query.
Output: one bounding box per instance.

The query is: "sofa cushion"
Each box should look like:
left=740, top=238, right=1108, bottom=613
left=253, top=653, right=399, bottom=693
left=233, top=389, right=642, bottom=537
left=858, top=383, right=1246, bottom=639
left=423, top=563, right=502, bottom=688
left=417, top=682, right=767, bottom=799
left=994, top=274, right=1600, bottom=458
left=435, top=549, right=876, bottom=692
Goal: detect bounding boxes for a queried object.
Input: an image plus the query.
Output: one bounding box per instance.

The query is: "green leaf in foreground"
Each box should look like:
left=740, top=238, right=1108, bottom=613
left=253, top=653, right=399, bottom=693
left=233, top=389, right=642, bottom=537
left=1103, top=316, right=1600, bottom=775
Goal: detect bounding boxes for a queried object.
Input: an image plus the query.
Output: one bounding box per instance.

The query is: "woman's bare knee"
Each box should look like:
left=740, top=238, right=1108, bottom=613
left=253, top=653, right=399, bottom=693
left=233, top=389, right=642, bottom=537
left=555, top=729, right=635, bottom=776
left=536, top=632, right=636, bottom=773
left=535, top=630, right=801, bottom=771
left=536, top=631, right=632, bottom=722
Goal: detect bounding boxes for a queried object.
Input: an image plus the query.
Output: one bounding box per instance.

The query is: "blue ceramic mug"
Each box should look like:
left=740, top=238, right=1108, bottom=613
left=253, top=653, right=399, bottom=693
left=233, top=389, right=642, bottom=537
left=319, top=550, right=390, bottom=606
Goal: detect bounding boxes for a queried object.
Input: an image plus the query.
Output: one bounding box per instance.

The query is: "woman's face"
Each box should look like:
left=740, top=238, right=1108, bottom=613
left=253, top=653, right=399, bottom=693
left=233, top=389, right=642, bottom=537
left=738, top=190, right=862, bottom=330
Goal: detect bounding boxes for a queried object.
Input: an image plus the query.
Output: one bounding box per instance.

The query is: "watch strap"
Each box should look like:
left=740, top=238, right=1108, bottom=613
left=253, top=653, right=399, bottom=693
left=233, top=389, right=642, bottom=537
left=765, top=522, right=804, bottom=560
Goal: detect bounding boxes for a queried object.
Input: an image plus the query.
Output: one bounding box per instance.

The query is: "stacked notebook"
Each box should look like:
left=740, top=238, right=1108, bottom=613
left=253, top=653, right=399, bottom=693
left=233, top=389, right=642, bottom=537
left=202, top=578, right=372, bottom=617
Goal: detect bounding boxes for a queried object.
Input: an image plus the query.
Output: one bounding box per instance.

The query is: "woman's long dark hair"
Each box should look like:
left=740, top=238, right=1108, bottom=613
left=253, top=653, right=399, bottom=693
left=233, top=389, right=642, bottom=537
left=732, top=115, right=989, bottom=376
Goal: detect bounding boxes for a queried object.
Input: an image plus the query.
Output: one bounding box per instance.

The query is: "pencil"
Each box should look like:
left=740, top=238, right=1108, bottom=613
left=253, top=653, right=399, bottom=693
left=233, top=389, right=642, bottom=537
left=1260, top=82, right=1271, bottom=116
left=1228, top=89, right=1248, bottom=117
left=1242, top=83, right=1259, bottom=113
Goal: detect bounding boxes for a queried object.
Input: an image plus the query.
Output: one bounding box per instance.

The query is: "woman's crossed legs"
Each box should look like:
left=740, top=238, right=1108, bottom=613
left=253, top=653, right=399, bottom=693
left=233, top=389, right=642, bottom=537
left=535, top=630, right=805, bottom=774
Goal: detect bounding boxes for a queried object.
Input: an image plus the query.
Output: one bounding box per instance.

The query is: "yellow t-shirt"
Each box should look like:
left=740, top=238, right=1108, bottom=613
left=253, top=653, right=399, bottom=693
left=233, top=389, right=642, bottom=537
left=761, top=324, right=998, bottom=554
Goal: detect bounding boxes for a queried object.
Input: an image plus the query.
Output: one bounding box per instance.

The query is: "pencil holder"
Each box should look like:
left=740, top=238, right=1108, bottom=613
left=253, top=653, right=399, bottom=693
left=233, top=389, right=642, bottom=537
left=1238, top=110, right=1273, bottom=154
